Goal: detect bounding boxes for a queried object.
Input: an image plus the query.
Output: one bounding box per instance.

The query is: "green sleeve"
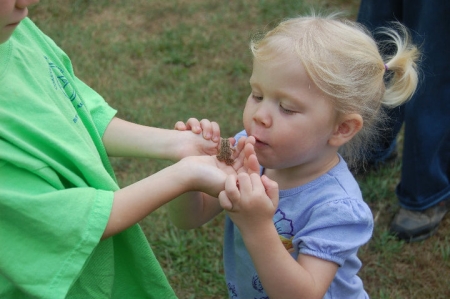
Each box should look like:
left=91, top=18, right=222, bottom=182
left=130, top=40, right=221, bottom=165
left=73, top=75, right=117, bottom=138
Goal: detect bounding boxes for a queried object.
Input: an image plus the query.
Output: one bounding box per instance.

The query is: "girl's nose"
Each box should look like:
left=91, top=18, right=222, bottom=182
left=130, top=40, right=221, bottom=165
left=253, top=104, right=272, bottom=128
left=16, top=0, right=40, bottom=10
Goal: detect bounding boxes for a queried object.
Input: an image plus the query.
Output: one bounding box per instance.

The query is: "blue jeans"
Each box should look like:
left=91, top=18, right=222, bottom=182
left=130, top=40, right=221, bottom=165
left=357, top=0, right=450, bottom=210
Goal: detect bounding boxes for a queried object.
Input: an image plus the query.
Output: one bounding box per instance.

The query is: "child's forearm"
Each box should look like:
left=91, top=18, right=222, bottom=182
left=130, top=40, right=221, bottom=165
left=102, top=117, right=218, bottom=161
left=102, top=161, right=192, bottom=239
left=240, top=223, right=335, bottom=299
left=168, top=192, right=222, bottom=229
left=102, top=155, right=227, bottom=238
left=102, top=117, right=185, bottom=160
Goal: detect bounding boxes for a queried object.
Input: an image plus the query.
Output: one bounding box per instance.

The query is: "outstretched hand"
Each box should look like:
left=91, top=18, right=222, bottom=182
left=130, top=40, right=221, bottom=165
left=226, top=135, right=259, bottom=175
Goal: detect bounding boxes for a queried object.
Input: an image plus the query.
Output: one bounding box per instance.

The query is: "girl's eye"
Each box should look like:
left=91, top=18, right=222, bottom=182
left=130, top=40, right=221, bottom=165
left=279, top=104, right=296, bottom=114
left=252, top=94, right=263, bottom=101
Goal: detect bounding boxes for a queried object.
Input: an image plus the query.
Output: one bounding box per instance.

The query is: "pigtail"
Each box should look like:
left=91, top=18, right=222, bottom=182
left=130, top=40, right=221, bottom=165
left=379, top=24, right=420, bottom=107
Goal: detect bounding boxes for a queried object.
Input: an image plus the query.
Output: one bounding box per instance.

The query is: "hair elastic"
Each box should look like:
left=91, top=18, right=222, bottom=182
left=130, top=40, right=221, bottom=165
left=384, top=64, right=389, bottom=71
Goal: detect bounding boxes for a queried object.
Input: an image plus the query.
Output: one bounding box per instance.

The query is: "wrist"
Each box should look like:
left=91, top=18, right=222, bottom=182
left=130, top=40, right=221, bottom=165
left=239, top=218, right=277, bottom=241
left=173, top=158, right=199, bottom=191
left=178, top=156, right=227, bottom=196
left=159, top=130, right=195, bottom=162
left=153, top=129, right=184, bottom=161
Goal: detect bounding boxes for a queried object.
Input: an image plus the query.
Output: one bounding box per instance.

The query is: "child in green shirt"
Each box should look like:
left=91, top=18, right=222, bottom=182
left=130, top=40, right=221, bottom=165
left=0, top=1, right=254, bottom=298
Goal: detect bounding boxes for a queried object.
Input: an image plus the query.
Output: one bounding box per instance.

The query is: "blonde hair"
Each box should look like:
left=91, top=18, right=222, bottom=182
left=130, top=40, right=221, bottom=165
left=250, top=13, right=420, bottom=167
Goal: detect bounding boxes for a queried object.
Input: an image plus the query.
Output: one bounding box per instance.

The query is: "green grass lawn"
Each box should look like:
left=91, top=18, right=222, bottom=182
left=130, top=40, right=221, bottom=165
left=30, top=1, right=450, bottom=298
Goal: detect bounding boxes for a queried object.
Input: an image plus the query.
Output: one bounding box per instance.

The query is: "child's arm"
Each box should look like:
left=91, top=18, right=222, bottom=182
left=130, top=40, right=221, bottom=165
left=103, top=154, right=228, bottom=239
left=102, top=117, right=220, bottom=161
left=220, top=156, right=338, bottom=299
left=104, top=135, right=258, bottom=238
left=168, top=192, right=223, bottom=229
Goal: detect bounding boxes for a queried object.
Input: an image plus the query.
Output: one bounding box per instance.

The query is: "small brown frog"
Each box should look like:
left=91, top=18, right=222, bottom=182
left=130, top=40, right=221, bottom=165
left=216, top=138, right=235, bottom=165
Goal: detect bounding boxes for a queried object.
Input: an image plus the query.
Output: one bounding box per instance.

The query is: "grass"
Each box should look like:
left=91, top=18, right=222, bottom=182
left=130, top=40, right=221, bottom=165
left=30, top=1, right=450, bottom=298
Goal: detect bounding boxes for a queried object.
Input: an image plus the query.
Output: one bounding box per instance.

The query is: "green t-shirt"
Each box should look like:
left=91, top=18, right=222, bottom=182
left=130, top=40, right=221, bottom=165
left=0, top=18, right=176, bottom=299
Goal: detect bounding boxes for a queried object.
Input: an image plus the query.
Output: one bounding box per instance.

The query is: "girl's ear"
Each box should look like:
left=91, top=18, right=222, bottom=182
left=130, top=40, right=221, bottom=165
left=328, top=114, right=363, bottom=147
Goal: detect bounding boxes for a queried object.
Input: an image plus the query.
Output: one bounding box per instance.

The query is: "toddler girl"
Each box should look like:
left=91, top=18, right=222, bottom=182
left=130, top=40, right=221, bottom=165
left=170, top=12, right=419, bottom=299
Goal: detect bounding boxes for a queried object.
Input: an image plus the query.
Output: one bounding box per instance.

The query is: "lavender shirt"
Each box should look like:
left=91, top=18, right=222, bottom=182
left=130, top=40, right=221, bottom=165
left=223, top=131, right=373, bottom=299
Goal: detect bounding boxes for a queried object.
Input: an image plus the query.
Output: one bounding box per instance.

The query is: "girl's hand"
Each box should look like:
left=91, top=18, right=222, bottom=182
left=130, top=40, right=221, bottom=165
left=215, top=139, right=259, bottom=210
left=227, top=136, right=259, bottom=175
left=218, top=167, right=279, bottom=232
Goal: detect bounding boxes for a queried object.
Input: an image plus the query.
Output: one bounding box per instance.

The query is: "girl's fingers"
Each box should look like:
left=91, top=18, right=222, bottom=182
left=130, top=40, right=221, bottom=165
left=245, top=135, right=256, bottom=146
left=236, top=172, right=253, bottom=195
left=224, top=174, right=242, bottom=207
left=231, top=137, right=244, bottom=159
left=245, top=151, right=260, bottom=175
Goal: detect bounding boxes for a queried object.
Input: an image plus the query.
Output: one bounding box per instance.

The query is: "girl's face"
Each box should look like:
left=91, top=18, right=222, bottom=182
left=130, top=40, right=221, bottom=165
left=243, top=51, right=340, bottom=173
left=0, top=0, right=39, bottom=44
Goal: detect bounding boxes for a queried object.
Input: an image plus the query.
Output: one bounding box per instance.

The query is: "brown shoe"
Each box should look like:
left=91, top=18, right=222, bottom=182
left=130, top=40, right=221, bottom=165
left=390, top=200, right=450, bottom=242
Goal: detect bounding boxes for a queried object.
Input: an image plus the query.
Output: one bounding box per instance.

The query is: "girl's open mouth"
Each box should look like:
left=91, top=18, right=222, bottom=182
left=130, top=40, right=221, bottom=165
left=253, top=137, right=269, bottom=148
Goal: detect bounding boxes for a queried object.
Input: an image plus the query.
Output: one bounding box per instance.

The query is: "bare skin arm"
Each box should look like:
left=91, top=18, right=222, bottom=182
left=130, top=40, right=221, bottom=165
left=103, top=155, right=230, bottom=239
left=102, top=117, right=220, bottom=161
left=101, top=117, right=223, bottom=238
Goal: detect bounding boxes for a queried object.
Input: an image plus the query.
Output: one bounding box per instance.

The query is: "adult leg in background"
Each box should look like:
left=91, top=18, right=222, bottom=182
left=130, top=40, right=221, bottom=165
left=357, top=0, right=450, bottom=242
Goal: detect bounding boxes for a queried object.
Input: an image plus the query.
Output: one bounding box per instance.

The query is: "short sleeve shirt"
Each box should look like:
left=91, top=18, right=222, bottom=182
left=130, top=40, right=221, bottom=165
left=223, top=130, right=373, bottom=299
left=0, top=18, right=176, bottom=299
